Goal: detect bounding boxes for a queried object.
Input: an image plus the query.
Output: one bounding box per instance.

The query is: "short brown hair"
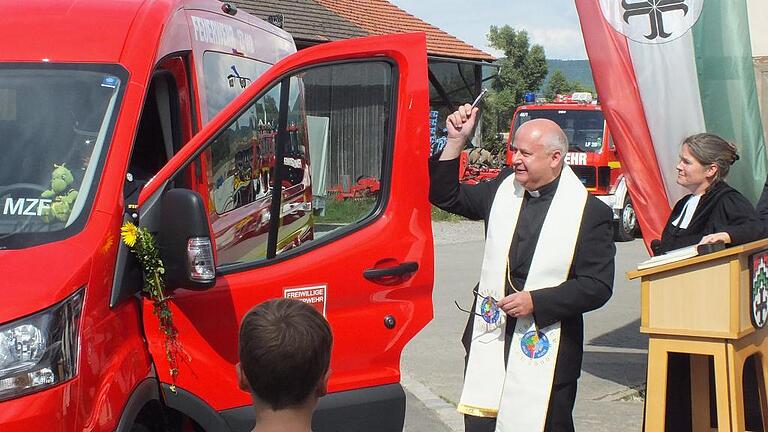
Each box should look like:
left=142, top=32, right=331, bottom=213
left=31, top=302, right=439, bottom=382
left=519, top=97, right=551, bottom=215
left=238, top=298, right=332, bottom=410
left=683, top=133, right=739, bottom=184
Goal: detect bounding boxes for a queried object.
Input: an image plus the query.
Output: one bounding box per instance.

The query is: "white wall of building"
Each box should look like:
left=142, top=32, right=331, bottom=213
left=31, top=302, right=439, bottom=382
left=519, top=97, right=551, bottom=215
left=748, top=0, right=767, bottom=57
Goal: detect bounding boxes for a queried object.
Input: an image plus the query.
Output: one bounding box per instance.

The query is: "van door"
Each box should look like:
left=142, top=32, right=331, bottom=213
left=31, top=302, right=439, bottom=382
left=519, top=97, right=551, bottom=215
left=137, top=33, right=433, bottom=431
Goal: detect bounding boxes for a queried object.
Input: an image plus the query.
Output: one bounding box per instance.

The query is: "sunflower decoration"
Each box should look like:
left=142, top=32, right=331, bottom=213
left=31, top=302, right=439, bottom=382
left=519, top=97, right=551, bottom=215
left=120, top=221, right=184, bottom=393
left=120, top=222, right=139, bottom=247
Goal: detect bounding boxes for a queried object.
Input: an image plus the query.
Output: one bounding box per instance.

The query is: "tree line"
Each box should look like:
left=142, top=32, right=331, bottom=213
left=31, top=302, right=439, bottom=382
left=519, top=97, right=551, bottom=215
left=481, top=25, right=593, bottom=152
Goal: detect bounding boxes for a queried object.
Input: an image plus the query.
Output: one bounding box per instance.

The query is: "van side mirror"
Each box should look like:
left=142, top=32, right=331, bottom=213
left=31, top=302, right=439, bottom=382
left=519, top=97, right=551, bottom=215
left=160, top=189, right=216, bottom=290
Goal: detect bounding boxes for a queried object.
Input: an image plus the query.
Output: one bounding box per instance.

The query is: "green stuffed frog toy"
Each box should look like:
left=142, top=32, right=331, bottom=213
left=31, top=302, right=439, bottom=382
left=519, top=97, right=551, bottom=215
left=40, top=164, right=79, bottom=223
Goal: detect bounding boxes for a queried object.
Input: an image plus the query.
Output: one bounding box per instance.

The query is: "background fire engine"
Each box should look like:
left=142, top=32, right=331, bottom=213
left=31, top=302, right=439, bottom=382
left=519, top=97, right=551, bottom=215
left=459, top=92, right=639, bottom=241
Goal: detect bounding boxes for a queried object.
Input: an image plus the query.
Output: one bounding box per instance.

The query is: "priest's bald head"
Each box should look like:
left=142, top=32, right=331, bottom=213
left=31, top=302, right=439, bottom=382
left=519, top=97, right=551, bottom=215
left=510, top=119, right=568, bottom=191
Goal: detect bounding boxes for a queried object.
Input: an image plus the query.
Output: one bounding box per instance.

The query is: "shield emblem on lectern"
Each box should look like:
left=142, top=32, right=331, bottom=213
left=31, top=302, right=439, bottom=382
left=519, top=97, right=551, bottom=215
left=749, top=251, right=768, bottom=329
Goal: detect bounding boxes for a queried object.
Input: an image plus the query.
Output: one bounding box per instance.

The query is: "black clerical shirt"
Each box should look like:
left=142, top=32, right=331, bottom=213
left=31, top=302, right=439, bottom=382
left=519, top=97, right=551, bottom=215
left=506, top=176, right=559, bottom=294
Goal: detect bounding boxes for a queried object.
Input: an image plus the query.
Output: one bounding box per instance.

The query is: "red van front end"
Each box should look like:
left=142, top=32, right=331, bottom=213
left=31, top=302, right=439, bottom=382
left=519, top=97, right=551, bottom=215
left=0, top=2, right=158, bottom=427
left=0, top=229, right=152, bottom=431
left=0, top=1, right=434, bottom=431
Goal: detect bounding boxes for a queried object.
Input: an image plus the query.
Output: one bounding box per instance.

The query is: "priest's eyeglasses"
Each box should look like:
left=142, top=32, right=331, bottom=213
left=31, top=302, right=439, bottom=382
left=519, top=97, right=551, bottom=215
left=454, top=288, right=502, bottom=324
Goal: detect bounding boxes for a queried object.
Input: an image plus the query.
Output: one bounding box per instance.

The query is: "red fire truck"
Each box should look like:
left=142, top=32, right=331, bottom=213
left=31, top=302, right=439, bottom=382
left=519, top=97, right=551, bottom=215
left=505, top=94, right=639, bottom=241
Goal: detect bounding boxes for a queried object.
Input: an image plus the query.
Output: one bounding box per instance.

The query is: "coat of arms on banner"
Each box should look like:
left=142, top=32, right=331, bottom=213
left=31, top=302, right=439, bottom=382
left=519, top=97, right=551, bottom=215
left=599, top=0, right=704, bottom=44
left=750, top=251, right=768, bottom=329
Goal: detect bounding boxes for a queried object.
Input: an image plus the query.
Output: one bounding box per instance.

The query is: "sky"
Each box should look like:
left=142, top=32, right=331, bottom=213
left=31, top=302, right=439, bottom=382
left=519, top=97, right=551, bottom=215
left=388, top=0, right=588, bottom=60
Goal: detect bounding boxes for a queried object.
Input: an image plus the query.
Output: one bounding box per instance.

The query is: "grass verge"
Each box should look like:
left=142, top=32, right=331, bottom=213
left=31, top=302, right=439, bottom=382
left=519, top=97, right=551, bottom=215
left=316, top=197, right=376, bottom=224
left=431, top=206, right=466, bottom=222
left=315, top=197, right=467, bottom=224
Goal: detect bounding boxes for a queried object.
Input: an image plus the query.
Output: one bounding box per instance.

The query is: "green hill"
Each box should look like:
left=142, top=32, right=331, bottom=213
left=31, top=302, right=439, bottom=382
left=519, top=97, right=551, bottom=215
left=539, top=59, right=595, bottom=94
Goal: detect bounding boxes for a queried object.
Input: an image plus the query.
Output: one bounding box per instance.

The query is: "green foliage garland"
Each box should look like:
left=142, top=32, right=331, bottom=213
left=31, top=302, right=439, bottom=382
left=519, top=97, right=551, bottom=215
left=120, top=221, right=182, bottom=393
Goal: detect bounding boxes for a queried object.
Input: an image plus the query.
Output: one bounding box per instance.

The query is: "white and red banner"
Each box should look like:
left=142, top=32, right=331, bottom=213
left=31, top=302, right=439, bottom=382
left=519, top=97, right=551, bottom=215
left=576, top=0, right=766, bottom=248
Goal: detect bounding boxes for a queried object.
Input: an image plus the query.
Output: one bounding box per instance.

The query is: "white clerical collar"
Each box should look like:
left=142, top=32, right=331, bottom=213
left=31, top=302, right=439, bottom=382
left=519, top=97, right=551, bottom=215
left=526, top=176, right=559, bottom=199
left=671, top=193, right=702, bottom=229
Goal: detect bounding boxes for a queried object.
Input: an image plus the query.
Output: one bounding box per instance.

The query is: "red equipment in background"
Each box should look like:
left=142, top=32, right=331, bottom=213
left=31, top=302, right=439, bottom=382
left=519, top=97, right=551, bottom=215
left=458, top=150, right=500, bottom=185
left=327, top=176, right=381, bottom=200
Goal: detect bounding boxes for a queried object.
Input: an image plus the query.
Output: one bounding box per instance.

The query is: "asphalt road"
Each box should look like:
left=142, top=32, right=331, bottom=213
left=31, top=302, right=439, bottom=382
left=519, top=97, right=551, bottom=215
left=401, top=221, right=651, bottom=431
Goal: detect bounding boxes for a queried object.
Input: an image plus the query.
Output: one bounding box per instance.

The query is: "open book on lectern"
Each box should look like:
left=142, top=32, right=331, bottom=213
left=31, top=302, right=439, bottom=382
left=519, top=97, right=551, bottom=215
left=637, top=242, right=727, bottom=270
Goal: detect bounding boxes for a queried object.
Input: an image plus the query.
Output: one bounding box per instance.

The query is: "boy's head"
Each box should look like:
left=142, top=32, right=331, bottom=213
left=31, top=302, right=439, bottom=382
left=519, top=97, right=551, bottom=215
left=237, top=298, right=332, bottom=411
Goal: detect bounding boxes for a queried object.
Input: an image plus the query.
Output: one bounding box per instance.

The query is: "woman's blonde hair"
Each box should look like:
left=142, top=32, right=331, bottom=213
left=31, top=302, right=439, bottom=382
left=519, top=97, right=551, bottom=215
left=683, top=133, right=739, bottom=184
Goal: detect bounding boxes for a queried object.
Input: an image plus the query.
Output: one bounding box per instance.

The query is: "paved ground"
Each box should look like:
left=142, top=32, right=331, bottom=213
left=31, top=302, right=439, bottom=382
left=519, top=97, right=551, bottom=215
left=401, top=221, right=650, bottom=431
left=404, top=382, right=455, bottom=432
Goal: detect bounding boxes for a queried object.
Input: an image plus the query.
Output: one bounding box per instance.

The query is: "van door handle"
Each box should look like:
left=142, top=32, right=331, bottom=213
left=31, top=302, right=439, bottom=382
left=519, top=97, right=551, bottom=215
left=363, top=262, right=419, bottom=280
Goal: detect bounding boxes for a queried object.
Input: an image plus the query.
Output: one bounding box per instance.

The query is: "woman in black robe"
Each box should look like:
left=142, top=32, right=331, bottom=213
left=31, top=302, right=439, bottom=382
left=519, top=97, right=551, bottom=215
left=653, top=133, right=764, bottom=256
left=653, top=133, right=764, bottom=431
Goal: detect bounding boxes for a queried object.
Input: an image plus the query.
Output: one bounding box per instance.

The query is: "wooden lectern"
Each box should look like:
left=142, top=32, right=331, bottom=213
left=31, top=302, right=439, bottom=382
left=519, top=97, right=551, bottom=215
left=628, top=239, right=768, bottom=432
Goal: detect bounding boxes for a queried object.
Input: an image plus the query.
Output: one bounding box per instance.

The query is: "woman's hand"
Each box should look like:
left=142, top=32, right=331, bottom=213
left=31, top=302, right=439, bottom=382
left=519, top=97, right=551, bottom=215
left=699, top=232, right=731, bottom=245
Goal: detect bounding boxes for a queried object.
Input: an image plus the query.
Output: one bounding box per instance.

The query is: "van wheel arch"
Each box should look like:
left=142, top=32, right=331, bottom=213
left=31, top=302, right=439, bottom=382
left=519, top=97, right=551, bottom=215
left=129, top=423, right=153, bottom=432
left=115, top=379, right=161, bottom=432
left=116, top=380, right=220, bottom=431
left=159, top=384, right=231, bottom=431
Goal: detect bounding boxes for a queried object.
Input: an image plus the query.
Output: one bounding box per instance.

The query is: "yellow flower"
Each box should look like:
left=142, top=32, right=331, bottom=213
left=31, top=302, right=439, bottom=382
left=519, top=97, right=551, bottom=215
left=120, top=221, right=139, bottom=247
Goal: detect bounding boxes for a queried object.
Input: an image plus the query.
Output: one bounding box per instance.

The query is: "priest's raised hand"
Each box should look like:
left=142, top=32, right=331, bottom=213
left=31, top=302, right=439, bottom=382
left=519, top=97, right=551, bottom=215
left=440, top=103, right=479, bottom=161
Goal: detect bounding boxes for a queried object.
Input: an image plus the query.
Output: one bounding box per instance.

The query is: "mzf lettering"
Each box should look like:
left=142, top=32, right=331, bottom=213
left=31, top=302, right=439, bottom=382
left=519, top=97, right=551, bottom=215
left=3, top=198, right=51, bottom=216
left=191, top=16, right=254, bottom=54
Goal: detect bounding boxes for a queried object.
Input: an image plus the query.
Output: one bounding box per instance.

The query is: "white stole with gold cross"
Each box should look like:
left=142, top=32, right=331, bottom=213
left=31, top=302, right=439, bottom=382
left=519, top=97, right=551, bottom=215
left=457, top=165, right=587, bottom=432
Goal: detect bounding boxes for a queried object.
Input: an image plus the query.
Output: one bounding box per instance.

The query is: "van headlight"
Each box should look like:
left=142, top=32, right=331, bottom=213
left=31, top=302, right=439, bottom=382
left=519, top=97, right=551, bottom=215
left=0, top=289, right=83, bottom=401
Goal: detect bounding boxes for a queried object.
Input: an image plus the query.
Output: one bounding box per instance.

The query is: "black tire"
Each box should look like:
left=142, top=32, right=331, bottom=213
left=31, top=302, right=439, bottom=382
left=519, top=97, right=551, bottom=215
left=614, top=197, right=638, bottom=242
left=129, top=424, right=153, bottom=432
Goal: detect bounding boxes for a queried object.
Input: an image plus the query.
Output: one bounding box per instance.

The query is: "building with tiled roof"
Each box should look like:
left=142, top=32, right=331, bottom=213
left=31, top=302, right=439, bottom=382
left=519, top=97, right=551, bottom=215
left=314, top=0, right=494, bottom=62
left=228, top=0, right=494, bottom=62
left=227, top=0, right=367, bottom=45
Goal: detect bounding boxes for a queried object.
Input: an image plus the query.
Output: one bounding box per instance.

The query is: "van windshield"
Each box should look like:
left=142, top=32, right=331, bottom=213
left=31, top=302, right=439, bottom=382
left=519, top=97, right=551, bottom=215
left=514, top=109, right=606, bottom=153
left=0, top=64, right=126, bottom=249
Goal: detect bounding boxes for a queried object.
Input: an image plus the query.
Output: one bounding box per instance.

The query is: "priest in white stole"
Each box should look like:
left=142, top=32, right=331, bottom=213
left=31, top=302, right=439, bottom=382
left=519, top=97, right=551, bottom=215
left=429, top=106, right=615, bottom=432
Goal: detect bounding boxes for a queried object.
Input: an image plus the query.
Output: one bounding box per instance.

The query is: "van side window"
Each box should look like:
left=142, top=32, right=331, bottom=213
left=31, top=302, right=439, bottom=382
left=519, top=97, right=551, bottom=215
left=202, top=84, right=281, bottom=265
left=276, top=62, right=391, bottom=255
left=126, top=72, right=180, bottom=202
left=183, top=61, right=393, bottom=268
